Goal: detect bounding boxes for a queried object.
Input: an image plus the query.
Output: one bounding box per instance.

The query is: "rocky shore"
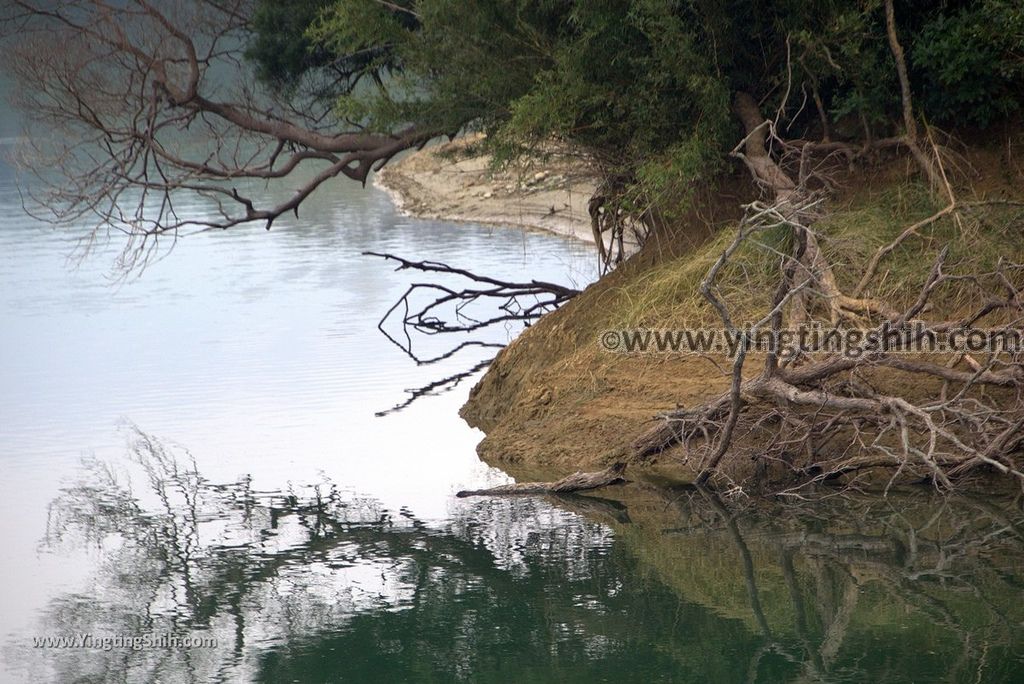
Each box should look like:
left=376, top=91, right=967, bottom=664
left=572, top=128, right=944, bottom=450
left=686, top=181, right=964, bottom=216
left=374, top=134, right=600, bottom=245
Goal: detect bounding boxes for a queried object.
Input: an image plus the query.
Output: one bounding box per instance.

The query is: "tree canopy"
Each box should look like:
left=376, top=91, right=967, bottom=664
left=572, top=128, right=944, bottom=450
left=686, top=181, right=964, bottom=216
left=263, top=0, right=1024, bottom=205
left=2, top=0, right=1022, bottom=265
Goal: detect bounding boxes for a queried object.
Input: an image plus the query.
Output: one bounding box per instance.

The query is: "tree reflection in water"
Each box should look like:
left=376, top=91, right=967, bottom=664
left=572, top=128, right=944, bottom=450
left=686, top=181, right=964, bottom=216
left=11, top=429, right=1024, bottom=683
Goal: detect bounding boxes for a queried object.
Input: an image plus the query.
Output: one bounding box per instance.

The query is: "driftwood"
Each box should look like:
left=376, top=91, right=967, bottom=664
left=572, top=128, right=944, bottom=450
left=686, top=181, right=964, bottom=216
left=456, top=463, right=627, bottom=497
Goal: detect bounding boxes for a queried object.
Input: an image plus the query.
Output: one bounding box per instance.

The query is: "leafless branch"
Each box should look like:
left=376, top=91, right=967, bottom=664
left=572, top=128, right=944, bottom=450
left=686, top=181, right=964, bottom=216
left=1, top=0, right=442, bottom=271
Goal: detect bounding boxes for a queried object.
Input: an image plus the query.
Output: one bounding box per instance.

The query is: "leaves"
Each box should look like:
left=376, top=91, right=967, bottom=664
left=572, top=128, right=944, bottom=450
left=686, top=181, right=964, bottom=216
left=249, top=0, right=1024, bottom=210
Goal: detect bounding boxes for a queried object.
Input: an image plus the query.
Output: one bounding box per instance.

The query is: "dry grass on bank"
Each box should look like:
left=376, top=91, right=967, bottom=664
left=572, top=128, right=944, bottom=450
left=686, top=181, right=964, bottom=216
left=461, top=145, right=1024, bottom=485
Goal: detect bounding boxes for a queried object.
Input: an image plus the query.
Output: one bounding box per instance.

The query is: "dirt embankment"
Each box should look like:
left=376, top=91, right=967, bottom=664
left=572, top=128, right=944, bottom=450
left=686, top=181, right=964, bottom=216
left=375, top=133, right=601, bottom=244
left=458, top=239, right=735, bottom=484
left=375, top=135, right=728, bottom=482
left=380, top=137, right=1024, bottom=489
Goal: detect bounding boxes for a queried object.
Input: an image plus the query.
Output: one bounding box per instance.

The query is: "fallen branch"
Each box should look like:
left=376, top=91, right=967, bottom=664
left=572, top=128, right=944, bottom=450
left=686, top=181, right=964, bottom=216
left=367, top=251, right=580, bottom=413
left=854, top=200, right=1024, bottom=298
left=366, top=251, right=579, bottom=362
left=629, top=92, right=1024, bottom=493
left=456, top=463, right=627, bottom=497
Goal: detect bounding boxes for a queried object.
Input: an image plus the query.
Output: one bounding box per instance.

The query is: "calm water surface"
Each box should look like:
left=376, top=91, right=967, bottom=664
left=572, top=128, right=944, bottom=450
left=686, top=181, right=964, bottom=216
left=1, top=146, right=1023, bottom=683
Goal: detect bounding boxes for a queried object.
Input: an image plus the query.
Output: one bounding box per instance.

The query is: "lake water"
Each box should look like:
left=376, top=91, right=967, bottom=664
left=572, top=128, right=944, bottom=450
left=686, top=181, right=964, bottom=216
left=1, top=144, right=1024, bottom=684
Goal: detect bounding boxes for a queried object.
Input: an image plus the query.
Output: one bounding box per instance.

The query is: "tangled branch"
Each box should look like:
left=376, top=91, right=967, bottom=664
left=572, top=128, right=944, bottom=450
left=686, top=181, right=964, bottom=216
left=367, top=252, right=579, bottom=414
left=632, top=90, right=1024, bottom=493
left=1, top=0, right=441, bottom=270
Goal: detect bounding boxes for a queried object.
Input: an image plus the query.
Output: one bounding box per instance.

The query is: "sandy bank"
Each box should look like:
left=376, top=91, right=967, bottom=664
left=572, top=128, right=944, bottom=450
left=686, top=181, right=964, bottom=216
left=374, top=134, right=600, bottom=244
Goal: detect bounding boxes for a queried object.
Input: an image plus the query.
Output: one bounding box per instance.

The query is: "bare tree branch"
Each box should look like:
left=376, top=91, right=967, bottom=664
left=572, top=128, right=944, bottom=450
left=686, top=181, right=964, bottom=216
left=633, top=92, right=1024, bottom=493
left=1, top=0, right=443, bottom=270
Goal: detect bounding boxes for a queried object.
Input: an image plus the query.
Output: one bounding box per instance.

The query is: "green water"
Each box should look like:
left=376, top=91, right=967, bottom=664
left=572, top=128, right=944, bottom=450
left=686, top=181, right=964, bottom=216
left=10, top=434, right=1023, bottom=683
left=1, top=127, right=1022, bottom=682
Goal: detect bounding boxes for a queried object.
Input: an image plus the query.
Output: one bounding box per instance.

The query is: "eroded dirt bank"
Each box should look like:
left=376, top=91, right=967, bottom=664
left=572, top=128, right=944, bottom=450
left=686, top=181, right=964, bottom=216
left=375, top=133, right=601, bottom=244
left=380, top=138, right=1024, bottom=491
left=457, top=238, right=735, bottom=484
left=376, top=138, right=729, bottom=482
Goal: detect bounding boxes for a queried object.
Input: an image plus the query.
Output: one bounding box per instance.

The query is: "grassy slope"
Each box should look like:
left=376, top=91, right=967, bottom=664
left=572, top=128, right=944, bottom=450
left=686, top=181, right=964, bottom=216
left=461, top=145, right=1024, bottom=483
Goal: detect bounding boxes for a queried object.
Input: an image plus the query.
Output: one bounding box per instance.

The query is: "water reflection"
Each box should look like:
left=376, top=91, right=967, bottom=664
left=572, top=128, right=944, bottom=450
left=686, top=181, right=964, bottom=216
left=631, top=486, right=1024, bottom=683
left=10, top=431, right=1024, bottom=683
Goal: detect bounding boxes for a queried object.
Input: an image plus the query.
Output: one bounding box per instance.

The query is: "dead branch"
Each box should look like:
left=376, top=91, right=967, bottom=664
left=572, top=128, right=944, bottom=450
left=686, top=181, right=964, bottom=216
left=631, top=92, right=1024, bottom=493
left=456, top=462, right=627, bottom=497
left=1, top=0, right=441, bottom=271
left=366, top=251, right=578, bottom=362
left=366, top=251, right=579, bottom=413
left=588, top=176, right=647, bottom=273
left=854, top=200, right=1024, bottom=298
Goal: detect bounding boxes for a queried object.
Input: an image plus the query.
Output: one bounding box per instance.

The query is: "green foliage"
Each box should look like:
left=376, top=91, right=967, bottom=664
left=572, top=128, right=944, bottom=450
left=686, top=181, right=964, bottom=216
left=307, top=0, right=412, bottom=55
left=247, top=0, right=1024, bottom=214
left=794, top=3, right=898, bottom=131
left=490, top=1, right=731, bottom=167
left=913, top=0, right=1024, bottom=126
left=246, top=0, right=336, bottom=87
left=630, top=131, right=725, bottom=219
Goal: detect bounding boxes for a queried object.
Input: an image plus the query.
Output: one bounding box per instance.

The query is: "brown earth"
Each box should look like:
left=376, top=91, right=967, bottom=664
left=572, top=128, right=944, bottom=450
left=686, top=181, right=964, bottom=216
left=381, top=137, right=1024, bottom=488
left=458, top=189, right=749, bottom=484
left=375, top=133, right=621, bottom=247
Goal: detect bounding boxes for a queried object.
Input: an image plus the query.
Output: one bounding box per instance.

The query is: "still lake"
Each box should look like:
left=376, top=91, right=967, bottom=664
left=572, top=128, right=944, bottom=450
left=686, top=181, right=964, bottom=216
left=1, top=145, right=1023, bottom=683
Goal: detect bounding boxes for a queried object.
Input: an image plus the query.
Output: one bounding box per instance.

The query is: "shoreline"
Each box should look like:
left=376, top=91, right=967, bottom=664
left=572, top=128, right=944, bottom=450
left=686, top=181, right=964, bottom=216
left=373, top=134, right=600, bottom=245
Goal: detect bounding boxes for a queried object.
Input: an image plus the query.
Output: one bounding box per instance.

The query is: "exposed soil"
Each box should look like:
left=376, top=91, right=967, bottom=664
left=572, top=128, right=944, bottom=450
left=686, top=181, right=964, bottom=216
left=380, top=137, right=1024, bottom=489
left=375, top=133, right=603, bottom=244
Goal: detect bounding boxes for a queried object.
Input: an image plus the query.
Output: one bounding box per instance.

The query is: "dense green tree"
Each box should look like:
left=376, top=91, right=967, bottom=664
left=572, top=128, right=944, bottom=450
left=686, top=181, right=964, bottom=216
left=251, top=0, right=1024, bottom=222
left=3, top=0, right=1022, bottom=253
